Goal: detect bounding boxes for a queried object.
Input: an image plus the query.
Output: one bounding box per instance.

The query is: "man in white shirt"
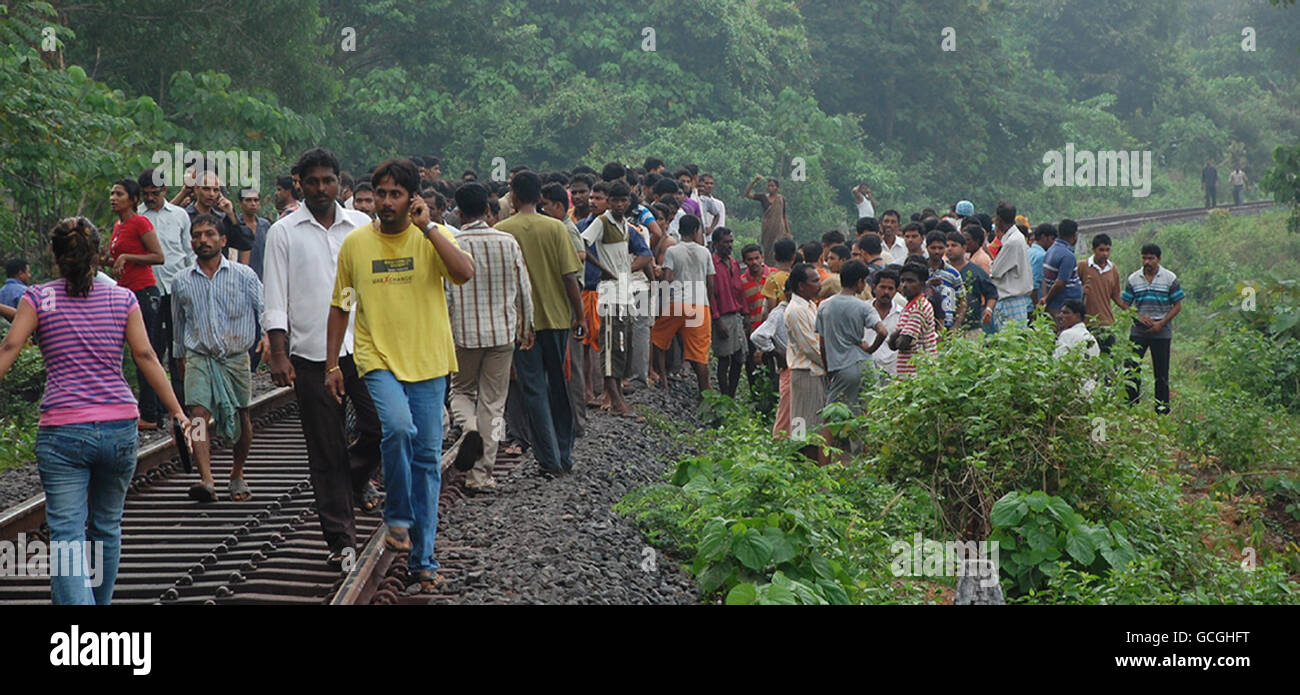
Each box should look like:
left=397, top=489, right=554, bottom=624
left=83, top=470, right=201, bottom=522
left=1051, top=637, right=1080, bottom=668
left=852, top=183, right=875, bottom=220
left=867, top=266, right=904, bottom=381
left=878, top=210, right=908, bottom=266
left=988, top=201, right=1033, bottom=330
left=138, top=167, right=195, bottom=404
left=263, top=147, right=383, bottom=569
left=698, top=174, right=726, bottom=233
left=1054, top=300, right=1100, bottom=359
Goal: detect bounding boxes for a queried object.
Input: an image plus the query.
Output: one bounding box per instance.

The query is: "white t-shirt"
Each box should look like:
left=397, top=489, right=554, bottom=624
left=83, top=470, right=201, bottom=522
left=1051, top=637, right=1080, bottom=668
left=869, top=300, right=903, bottom=376
left=856, top=198, right=875, bottom=220
left=1054, top=322, right=1100, bottom=359
left=663, top=240, right=715, bottom=306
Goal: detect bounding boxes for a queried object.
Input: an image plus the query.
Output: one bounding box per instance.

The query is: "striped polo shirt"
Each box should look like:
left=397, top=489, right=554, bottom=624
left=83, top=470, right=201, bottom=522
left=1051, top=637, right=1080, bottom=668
left=1121, top=266, right=1185, bottom=339
left=24, top=280, right=140, bottom=426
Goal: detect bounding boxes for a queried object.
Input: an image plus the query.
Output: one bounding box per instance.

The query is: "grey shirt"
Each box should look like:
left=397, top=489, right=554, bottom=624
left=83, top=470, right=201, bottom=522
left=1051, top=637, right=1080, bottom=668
left=815, top=293, right=882, bottom=373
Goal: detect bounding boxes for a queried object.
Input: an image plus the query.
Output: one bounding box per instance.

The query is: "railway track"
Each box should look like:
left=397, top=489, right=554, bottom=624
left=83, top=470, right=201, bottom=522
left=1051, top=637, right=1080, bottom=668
left=1076, top=200, right=1274, bottom=238
left=0, top=385, right=520, bottom=605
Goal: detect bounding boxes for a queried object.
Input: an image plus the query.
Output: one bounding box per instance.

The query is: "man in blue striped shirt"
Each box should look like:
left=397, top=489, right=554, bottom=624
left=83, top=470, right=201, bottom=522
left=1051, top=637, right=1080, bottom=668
left=171, top=214, right=265, bottom=502
left=1117, top=243, right=1184, bottom=414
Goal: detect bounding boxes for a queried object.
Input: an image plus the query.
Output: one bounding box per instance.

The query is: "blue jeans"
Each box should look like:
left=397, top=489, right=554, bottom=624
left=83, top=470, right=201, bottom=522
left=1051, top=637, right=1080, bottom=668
left=35, top=419, right=138, bottom=605
left=362, top=370, right=445, bottom=572
left=513, top=329, right=574, bottom=473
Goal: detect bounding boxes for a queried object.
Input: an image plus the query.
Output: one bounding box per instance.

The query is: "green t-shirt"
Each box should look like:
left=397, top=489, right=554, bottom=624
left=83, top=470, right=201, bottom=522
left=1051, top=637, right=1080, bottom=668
left=495, top=212, right=582, bottom=331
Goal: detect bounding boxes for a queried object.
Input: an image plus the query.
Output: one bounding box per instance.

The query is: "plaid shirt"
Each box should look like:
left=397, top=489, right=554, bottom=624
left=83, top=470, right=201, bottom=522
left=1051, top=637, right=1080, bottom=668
left=447, top=221, right=534, bottom=349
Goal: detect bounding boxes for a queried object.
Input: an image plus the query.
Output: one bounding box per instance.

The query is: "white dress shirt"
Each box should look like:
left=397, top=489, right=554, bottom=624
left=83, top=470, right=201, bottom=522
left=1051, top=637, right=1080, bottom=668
left=139, top=202, right=194, bottom=296
left=262, top=202, right=372, bottom=361
left=868, top=300, right=903, bottom=376
left=989, top=227, right=1033, bottom=299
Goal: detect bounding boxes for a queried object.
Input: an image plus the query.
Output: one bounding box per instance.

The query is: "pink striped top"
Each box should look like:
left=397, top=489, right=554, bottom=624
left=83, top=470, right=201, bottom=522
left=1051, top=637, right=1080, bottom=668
left=23, top=280, right=141, bottom=426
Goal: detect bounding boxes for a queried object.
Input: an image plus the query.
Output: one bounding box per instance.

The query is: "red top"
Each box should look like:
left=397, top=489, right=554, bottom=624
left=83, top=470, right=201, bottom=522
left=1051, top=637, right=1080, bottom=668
left=710, top=253, right=747, bottom=320
left=110, top=214, right=157, bottom=292
left=740, top=264, right=774, bottom=331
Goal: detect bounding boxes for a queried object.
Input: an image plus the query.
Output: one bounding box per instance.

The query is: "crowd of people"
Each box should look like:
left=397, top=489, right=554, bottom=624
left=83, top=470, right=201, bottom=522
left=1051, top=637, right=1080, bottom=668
left=0, top=147, right=1186, bottom=603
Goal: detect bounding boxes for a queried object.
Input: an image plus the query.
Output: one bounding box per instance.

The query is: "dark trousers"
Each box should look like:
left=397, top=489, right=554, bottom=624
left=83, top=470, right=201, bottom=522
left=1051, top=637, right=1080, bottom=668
left=513, top=329, right=574, bottom=473
left=1125, top=335, right=1172, bottom=414
left=157, top=293, right=185, bottom=411
left=1205, top=184, right=1217, bottom=209
left=292, top=355, right=382, bottom=552
left=131, top=286, right=165, bottom=422
left=716, top=347, right=744, bottom=398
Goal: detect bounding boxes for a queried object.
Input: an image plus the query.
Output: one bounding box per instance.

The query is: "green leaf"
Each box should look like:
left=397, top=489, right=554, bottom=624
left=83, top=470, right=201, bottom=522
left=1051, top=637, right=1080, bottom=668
left=1026, top=491, right=1050, bottom=512
left=725, top=583, right=758, bottom=605
left=697, top=521, right=731, bottom=562
left=1065, top=530, right=1096, bottom=566
left=732, top=529, right=774, bottom=571
left=991, top=493, right=1027, bottom=527
left=759, top=582, right=798, bottom=605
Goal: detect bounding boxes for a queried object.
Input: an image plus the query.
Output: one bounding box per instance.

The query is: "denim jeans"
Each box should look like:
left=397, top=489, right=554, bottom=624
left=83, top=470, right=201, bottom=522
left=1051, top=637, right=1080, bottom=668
left=131, top=285, right=164, bottom=422
left=513, top=329, right=574, bottom=473
left=35, top=419, right=138, bottom=605
left=362, top=370, right=446, bottom=572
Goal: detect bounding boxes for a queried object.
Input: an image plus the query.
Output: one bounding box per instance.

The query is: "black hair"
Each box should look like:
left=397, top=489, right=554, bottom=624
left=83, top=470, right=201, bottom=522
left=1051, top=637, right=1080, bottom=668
left=1092, top=233, right=1112, bottom=248
left=573, top=165, right=598, bottom=176
left=785, top=262, right=816, bottom=297
left=799, top=241, right=822, bottom=264
left=652, top=178, right=680, bottom=196
left=829, top=243, right=852, bottom=262
left=880, top=209, right=900, bottom=223
left=295, top=147, right=341, bottom=177
left=600, top=161, right=626, bottom=182
left=855, top=216, right=879, bottom=235
left=946, top=231, right=967, bottom=246
left=461, top=169, right=478, bottom=181
left=6, top=258, right=28, bottom=277
left=540, top=182, right=569, bottom=210
left=455, top=182, right=490, bottom=219
left=190, top=213, right=225, bottom=236
left=821, top=230, right=846, bottom=246
left=740, top=243, right=763, bottom=259
left=510, top=170, right=543, bottom=204
left=1034, top=222, right=1057, bottom=241
left=1140, top=243, right=1162, bottom=258
left=643, top=157, right=664, bottom=172
left=138, top=168, right=165, bottom=189
left=712, top=226, right=733, bottom=246
left=569, top=173, right=595, bottom=189
left=607, top=181, right=632, bottom=199
left=995, top=200, right=1017, bottom=226
left=370, top=158, right=421, bottom=194
left=872, top=266, right=900, bottom=287
left=50, top=217, right=99, bottom=298
left=1062, top=299, right=1087, bottom=317
left=902, top=221, right=924, bottom=236
left=679, top=215, right=702, bottom=241
left=340, top=171, right=355, bottom=191
left=276, top=175, right=299, bottom=199
left=935, top=219, right=957, bottom=234
left=856, top=233, right=882, bottom=255
left=113, top=178, right=141, bottom=204
left=685, top=164, right=699, bottom=177
left=840, top=260, right=870, bottom=288
left=353, top=182, right=374, bottom=194
left=921, top=216, right=939, bottom=233
left=899, top=262, right=928, bottom=283
left=773, top=238, right=798, bottom=263
left=1058, top=218, right=1079, bottom=239
left=925, top=231, right=948, bottom=248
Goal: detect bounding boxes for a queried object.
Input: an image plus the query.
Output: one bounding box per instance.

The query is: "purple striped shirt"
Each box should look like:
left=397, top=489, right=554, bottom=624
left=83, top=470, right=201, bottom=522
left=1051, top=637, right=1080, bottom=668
left=23, top=280, right=140, bottom=426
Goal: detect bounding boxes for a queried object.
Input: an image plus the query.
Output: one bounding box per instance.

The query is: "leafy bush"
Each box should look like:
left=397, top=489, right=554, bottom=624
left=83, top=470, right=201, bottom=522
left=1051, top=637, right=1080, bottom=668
left=989, top=490, right=1136, bottom=594
left=0, top=344, right=44, bottom=418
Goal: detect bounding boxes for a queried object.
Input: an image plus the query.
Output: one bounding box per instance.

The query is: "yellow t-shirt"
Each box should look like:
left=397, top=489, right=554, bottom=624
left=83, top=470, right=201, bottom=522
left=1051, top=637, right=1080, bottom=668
left=762, top=270, right=789, bottom=304
left=331, top=222, right=467, bottom=381
left=495, top=212, right=582, bottom=331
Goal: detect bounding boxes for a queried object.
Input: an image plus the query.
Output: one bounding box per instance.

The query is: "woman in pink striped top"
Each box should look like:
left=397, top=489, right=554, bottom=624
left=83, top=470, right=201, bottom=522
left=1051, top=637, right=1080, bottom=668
left=0, top=217, right=189, bottom=605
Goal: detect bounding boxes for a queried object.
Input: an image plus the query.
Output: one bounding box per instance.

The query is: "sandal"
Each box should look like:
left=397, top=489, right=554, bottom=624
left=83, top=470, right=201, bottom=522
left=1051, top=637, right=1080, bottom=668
left=228, top=477, right=252, bottom=502
left=383, top=526, right=412, bottom=553
left=188, top=482, right=218, bottom=503
left=413, top=570, right=447, bottom=593
left=357, top=481, right=383, bottom=514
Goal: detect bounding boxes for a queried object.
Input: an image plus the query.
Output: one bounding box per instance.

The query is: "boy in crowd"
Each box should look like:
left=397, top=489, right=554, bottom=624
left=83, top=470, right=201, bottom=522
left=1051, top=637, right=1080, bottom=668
left=946, top=230, right=997, bottom=338
left=925, top=231, right=964, bottom=332
left=1077, top=233, right=1123, bottom=353
left=889, top=263, right=939, bottom=378
left=651, top=215, right=715, bottom=399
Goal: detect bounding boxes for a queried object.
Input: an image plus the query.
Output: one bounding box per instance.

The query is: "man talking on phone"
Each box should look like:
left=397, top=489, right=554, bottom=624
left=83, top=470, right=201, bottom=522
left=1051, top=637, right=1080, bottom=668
left=178, top=168, right=252, bottom=262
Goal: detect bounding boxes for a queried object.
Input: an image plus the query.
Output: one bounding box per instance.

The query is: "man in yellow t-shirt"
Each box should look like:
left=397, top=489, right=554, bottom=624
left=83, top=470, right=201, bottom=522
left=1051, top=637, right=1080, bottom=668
left=325, top=158, right=474, bottom=592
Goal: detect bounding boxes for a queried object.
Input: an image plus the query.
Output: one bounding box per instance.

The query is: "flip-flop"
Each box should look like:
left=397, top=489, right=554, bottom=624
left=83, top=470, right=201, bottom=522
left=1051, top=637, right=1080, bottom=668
left=357, top=481, right=383, bottom=514
left=188, top=483, right=218, bottom=503
left=228, top=477, right=252, bottom=502
left=384, top=526, right=412, bottom=553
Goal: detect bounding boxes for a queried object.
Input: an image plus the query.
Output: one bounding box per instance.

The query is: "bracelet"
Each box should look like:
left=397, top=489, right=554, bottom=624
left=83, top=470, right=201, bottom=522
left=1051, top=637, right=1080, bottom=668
left=325, top=365, right=340, bottom=375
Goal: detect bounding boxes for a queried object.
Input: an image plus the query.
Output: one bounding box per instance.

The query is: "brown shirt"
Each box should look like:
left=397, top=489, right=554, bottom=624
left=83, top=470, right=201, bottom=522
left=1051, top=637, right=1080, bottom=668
left=1077, top=256, right=1123, bottom=326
